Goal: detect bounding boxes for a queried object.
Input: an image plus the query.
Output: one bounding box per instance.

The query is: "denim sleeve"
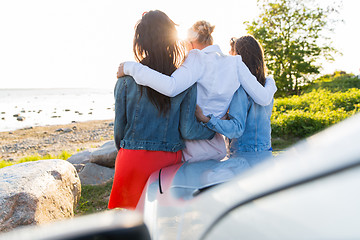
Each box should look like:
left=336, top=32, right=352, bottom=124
left=114, top=77, right=127, bottom=150
left=179, top=84, right=215, bottom=140
left=205, top=87, right=249, bottom=139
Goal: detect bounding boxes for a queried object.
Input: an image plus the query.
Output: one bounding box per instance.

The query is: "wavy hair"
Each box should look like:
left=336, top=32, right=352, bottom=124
left=235, top=35, right=267, bottom=86
left=133, top=10, right=185, bottom=115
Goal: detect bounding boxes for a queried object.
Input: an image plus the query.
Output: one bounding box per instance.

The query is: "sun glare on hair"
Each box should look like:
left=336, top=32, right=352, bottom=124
left=176, top=25, right=188, bottom=42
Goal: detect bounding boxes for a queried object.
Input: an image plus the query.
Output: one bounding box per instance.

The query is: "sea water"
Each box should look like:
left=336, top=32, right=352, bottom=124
left=0, top=88, right=115, bottom=132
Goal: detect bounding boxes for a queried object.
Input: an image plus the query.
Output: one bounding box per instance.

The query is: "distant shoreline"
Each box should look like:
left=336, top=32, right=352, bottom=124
left=0, top=119, right=114, bottom=161
left=0, top=88, right=115, bottom=133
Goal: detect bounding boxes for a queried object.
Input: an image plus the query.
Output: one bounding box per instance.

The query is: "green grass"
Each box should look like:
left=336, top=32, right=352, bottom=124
left=75, top=180, right=114, bottom=216
left=0, top=160, right=14, bottom=169
left=0, top=150, right=73, bottom=169
left=272, top=136, right=300, bottom=150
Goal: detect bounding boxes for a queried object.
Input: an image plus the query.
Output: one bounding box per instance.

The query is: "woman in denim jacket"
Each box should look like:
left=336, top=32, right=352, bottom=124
left=108, top=11, right=215, bottom=210
left=196, top=35, right=274, bottom=167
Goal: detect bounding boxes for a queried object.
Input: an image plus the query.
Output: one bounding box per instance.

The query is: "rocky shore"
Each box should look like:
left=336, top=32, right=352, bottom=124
left=0, top=120, right=114, bottom=161
left=0, top=120, right=118, bottom=232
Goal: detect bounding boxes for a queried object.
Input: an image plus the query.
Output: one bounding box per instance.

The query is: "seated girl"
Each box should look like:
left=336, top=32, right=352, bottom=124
left=109, top=11, right=215, bottom=210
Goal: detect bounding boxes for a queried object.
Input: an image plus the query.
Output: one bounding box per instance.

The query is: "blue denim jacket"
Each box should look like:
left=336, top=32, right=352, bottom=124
left=205, top=86, right=273, bottom=153
left=114, top=76, right=215, bottom=152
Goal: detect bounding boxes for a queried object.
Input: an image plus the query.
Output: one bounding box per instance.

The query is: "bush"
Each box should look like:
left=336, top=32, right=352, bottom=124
left=303, top=72, right=360, bottom=93
left=271, top=87, right=360, bottom=138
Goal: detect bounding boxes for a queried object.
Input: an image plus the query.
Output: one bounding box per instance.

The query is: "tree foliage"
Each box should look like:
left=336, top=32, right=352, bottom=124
left=245, top=0, right=342, bottom=96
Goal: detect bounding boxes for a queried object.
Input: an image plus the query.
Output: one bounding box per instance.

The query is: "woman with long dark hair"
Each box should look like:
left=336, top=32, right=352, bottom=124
left=108, top=10, right=214, bottom=210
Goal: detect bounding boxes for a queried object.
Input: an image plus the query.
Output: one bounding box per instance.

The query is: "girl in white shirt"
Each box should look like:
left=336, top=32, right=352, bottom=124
left=117, top=20, right=277, bottom=162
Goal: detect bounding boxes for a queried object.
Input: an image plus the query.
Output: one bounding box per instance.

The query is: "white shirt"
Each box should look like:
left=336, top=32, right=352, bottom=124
left=124, top=45, right=277, bottom=118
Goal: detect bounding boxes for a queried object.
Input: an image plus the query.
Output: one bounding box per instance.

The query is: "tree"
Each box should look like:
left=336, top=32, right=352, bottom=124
left=245, top=0, right=342, bottom=96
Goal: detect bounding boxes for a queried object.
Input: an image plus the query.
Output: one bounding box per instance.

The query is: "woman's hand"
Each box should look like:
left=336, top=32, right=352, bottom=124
left=117, top=63, right=125, bottom=78
left=221, top=112, right=229, bottom=120
left=195, top=105, right=210, bottom=123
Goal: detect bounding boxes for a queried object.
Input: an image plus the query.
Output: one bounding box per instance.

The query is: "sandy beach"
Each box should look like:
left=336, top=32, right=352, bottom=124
left=0, top=119, right=114, bottom=161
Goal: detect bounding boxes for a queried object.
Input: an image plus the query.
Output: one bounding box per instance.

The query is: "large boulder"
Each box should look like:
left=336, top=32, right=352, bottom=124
left=89, top=141, right=118, bottom=168
left=67, top=148, right=96, bottom=165
left=78, top=163, right=115, bottom=185
left=66, top=140, right=117, bottom=185
left=67, top=141, right=117, bottom=168
left=0, top=159, right=81, bottom=232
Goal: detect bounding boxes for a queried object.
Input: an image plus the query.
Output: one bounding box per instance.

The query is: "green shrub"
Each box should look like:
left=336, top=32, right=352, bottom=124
left=304, top=72, right=360, bottom=93
left=271, top=88, right=360, bottom=138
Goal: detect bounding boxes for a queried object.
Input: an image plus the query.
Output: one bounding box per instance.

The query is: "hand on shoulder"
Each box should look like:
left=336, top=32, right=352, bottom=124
left=117, top=63, right=125, bottom=78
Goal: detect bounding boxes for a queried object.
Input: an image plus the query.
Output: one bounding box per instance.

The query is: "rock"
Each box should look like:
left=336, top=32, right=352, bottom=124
left=67, top=149, right=96, bottom=165
left=62, top=128, right=72, bottom=133
left=72, top=164, right=86, bottom=173
left=16, top=116, right=25, bottom=121
left=89, top=141, right=117, bottom=168
left=78, top=163, right=115, bottom=185
left=54, top=127, right=72, bottom=133
left=0, top=159, right=81, bottom=232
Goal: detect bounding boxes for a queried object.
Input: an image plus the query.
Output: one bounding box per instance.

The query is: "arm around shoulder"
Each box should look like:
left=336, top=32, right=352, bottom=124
left=123, top=50, right=203, bottom=97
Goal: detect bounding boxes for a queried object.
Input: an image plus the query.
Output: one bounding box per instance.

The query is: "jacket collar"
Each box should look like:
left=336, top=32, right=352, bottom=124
left=201, top=45, right=225, bottom=56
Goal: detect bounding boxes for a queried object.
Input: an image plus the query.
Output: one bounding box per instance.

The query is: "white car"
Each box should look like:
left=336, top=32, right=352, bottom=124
left=138, top=112, right=360, bottom=240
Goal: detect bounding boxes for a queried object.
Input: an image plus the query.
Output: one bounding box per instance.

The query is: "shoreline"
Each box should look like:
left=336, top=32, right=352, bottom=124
left=0, top=119, right=114, bottom=161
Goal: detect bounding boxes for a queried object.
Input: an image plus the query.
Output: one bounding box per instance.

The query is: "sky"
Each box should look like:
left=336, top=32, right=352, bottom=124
left=0, top=0, right=359, bottom=90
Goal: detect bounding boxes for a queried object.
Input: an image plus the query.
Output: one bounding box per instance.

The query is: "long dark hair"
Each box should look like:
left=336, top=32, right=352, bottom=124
left=133, top=10, right=185, bottom=115
left=235, top=35, right=267, bottom=86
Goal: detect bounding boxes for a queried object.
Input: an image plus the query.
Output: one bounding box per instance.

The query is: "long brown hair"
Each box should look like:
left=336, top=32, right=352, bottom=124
left=133, top=10, right=185, bottom=115
left=235, top=35, right=267, bottom=86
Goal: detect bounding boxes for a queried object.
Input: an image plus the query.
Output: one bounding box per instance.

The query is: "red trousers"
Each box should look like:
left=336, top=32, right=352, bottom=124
left=108, top=148, right=182, bottom=209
